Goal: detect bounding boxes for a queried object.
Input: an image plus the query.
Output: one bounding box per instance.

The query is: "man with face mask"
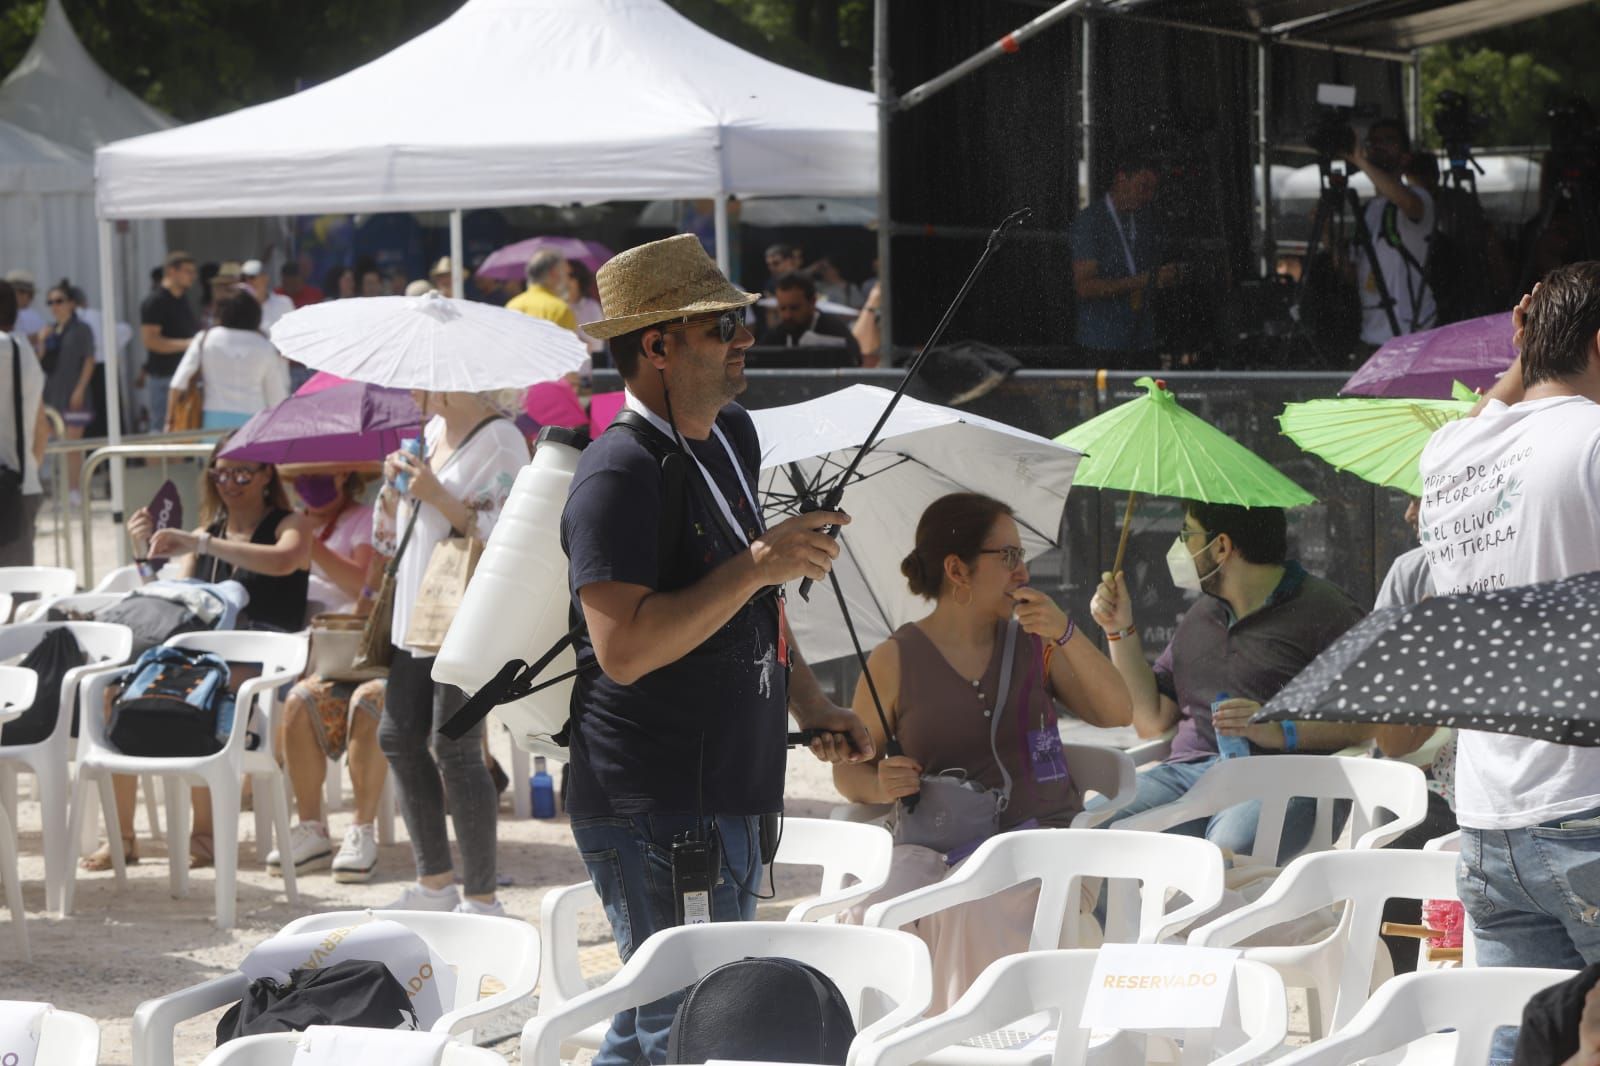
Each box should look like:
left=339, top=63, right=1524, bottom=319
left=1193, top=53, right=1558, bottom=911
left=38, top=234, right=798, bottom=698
left=1344, top=118, right=1438, bottom=346
left=1088, top=501, right=1370, bottom=861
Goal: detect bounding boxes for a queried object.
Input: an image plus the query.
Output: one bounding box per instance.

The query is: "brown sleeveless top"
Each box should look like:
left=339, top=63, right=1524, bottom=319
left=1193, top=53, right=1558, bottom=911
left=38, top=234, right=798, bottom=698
left=890, top=621, right=1083, bottom=829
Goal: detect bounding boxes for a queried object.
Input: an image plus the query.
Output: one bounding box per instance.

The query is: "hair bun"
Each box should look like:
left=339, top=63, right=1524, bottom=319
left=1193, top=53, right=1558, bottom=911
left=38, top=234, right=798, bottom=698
left=900, top=550, right=925, bottom=586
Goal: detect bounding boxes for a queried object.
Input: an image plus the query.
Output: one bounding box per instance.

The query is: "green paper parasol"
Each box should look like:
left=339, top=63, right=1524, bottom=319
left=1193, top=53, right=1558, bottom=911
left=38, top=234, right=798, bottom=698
left=1056, top=376, right=1315, bottom=571
left=1278, top=381, right=1477, bottom=497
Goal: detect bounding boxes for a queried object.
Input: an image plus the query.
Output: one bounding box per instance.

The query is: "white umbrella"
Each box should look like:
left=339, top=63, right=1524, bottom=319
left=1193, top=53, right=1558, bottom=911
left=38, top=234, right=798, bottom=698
left=269, top=292, right=588, bottom=391
left=750, top=384, right=1083, bottom=663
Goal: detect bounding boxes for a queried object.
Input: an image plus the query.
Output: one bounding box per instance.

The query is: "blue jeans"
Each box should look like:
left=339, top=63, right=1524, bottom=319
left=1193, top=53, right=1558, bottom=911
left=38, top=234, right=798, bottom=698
left=1104, top=755, right=1332, bottom=865
left=570, top=813, right=762, bottom=1066
left=145, top=374, right=171, bottom=432
left=1460, top=808, right=1600, bottom=1066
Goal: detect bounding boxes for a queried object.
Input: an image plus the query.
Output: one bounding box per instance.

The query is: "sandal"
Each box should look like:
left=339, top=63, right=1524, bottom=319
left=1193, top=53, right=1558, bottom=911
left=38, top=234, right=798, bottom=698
left=81, top=835, right=139, bottom=871
left=189, top=832, right=215, bottom=869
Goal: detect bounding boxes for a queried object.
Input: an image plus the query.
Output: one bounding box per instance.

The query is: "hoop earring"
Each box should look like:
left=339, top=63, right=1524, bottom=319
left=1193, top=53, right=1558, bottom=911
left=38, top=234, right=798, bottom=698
left=952, top=584, right=973, bottom=607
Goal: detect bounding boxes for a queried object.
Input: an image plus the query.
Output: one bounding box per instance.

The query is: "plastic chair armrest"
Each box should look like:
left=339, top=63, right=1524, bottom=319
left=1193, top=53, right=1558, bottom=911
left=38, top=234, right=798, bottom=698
left=523, top=966, right=693, bottom=1066
left=862, top=853, right=1010, bottom=930
left=785, top=883, right=881, bottom=923
left=76, top=665, right=136, bottom=751
left=829, top=802, right=894, bottom=825
left=133, top=972, right=249, bottom=1066
left=1125, top=729, right=1176, bottom=766
left=1111, top=793, right=1213, bottom=834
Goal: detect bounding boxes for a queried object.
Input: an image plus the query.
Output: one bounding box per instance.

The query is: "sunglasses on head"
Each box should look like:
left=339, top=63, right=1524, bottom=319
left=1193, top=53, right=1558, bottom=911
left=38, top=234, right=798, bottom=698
left=661, top=309, right=742, bottom=345
left=209, top=465, right=265, bottom=486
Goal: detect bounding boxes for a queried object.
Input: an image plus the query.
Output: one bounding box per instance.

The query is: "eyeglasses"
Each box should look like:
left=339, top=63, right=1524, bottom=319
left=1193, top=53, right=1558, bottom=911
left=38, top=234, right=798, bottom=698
left=661, top=309, right=743, bottom=345
left=46, top=298, right=67, bottom=306
left=209, top=466, right=266, bottom=486
left=1177, top=527, right=1211, bottom=542
left=980, top=546, right=1027, bottom=569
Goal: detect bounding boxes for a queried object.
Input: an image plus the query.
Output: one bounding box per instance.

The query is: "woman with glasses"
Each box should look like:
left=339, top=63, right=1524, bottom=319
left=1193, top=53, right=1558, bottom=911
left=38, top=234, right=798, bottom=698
left=833, top=492, right=1131, bottom=1012
left=40, top=280, right=96, bottom=503
left=81, top=437, right=312, bottom=870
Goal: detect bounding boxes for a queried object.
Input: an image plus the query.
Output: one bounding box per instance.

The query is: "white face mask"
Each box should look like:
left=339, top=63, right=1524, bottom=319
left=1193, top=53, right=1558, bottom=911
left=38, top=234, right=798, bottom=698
left=1166, top=533, right=1219, bottom=592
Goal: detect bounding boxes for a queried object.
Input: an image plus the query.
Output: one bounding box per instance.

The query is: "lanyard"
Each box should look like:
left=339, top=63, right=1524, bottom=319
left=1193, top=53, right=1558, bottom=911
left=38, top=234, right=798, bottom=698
left=1105, top=194, right=1138, bottom=276
left=623, top=390, right=763, bottom=548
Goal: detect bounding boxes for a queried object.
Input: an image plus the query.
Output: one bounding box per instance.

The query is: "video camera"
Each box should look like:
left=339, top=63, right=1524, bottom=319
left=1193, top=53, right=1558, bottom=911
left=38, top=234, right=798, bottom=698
left=1433, top=90, right=1490, bottom=161
left=1303, top=84, right=1369, bottom=162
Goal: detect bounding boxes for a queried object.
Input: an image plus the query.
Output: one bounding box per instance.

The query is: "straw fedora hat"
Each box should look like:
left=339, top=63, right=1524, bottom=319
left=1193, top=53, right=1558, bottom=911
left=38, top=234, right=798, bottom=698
left=580, top=234, right=757, bottom=340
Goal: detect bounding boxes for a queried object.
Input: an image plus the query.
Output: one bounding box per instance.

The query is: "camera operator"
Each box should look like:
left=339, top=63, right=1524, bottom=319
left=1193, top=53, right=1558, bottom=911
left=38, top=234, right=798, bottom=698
left=1072, top=153, right=1182, bottom=363
left=563, top=234, right=873, bottom=1066
left=1344, top=119, right=1438, bottom=346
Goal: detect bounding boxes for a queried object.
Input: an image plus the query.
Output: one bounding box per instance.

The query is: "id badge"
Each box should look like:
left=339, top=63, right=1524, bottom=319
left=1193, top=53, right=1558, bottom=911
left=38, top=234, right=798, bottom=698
left=1027, top=727, right=1070, bottom=784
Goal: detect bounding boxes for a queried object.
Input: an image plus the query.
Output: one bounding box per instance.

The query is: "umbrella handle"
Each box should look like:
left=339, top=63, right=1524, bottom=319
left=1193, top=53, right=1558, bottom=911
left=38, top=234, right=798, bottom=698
left=1111, top=491, right=1138, bottom=576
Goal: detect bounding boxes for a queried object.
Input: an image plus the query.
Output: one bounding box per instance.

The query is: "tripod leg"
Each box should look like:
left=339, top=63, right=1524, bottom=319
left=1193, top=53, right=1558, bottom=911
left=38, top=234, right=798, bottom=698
left=1347, top=188, right=1404, bottom=340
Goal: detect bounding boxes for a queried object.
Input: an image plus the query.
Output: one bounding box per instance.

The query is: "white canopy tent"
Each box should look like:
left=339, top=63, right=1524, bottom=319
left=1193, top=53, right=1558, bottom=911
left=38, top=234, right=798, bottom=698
left=90, top=0, right=876, bottom=542
left=0, top=118, right=98, bottom=305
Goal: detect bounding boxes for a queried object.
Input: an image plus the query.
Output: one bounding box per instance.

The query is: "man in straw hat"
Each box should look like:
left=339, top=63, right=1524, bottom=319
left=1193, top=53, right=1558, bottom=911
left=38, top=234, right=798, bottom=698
left=561, top=234, right=872, bottom=1064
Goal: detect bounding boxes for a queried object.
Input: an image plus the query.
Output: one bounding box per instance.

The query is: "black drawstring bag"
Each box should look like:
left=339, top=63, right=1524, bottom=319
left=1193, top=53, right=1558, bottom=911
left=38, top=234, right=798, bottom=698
left=667, top=957, right=856, bottom=1065
left=216, top=959, right=420, bottom=1045
left=2, top=628, right=86, bottom=747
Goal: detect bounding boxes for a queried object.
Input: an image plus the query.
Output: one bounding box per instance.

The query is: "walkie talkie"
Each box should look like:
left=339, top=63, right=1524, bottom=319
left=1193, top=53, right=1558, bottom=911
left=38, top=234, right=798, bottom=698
left=670, top=829, right=721, bottom=926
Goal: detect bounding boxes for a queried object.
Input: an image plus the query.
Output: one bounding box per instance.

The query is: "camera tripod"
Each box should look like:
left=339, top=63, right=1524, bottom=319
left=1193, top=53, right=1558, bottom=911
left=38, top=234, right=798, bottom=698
left=1293, top=158, right=1401, bottom=360
left=1518, top=170, right=1600, bottom=293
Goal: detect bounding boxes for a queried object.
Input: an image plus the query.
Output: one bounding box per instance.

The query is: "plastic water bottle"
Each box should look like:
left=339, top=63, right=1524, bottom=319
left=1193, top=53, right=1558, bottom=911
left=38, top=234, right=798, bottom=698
left=393, top=435, right=423, bottom=494
left=1213, top=691, right=1251, bottom=760
left=531, top=757, right=556, bottom=819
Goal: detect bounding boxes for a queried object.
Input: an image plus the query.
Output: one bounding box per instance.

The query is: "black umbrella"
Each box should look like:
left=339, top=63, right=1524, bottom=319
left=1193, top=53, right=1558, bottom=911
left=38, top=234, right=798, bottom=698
left=1255, top=569, right=1600, bottom=746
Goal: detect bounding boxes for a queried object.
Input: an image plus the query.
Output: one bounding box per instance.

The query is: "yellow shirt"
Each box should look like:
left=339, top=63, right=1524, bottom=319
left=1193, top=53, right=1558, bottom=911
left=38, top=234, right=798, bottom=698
left=506, top=284, right=578, bottom=331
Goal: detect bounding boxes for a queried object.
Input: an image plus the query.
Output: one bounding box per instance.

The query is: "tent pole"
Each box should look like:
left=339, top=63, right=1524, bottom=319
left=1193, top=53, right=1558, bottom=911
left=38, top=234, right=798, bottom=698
left=875, top=0, right=893, bottom=361
left=1406, top=51, right=1422, bottom=145
left=713, top=195, right=731, bottom=276
left=449, top=209, right=464, bottom=299
left=1257, top=39, right=1274, bottom=276
left=95, top=217, right=127, bottom=567
left=1080, top=14, right=1093, bottom=199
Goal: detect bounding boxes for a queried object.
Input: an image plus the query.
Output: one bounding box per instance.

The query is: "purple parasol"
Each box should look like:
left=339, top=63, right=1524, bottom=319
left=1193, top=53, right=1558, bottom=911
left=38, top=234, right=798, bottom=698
left=1342, top=312, right=1515, bottom=398
left=219, top=381, right=421, bottom=465
left=474, top=236, right=613, bottom=282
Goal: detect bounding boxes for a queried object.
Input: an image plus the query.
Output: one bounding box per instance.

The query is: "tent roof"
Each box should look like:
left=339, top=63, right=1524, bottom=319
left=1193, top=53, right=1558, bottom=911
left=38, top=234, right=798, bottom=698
left=1102, top=0, right=1590, bottom=51
left=94, top=0, right=877, bottom=221
left=0, top=0, right=173, bottom=153
left=0, top=117, right=92, bottom=194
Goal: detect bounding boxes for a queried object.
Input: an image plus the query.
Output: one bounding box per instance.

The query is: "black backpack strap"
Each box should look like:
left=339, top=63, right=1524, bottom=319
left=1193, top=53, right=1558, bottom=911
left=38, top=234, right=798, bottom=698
left=8, top=338, right=21, bottom=482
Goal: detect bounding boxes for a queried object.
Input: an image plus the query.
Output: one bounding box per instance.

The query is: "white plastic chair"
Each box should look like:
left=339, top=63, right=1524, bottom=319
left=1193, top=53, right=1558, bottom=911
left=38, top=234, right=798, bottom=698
left=0, top=566, right=78, bottom=601
left=1274, top=967, right=1573, bottom=1065
left=537, top=817, right=895, bottom=1050
left=1189, top=847, right=1460, bottom=1039
left=0, top=621, right=133, bottom=914
left=0, top=593, right=11, bottom=625
left=133, top=908, right=539, bottom=1066
left=0, top=1002, right=100, bottom=1065
left=65, top=630, right=307, bottom=929
left=12, top=590, right=125, bottom=624
left=522, top=923, right=931, bottom=1066
left=863, top=829, right=1227, bottom=948
left=1113, top=756, right=1429, bottom=865
left=198, top=1026, right=503, bottom=1065
left=92, top=564, right=144, bottom=593
left=855, top=950, right=1287, bottom=1066
left=0, top=667, right=35, bottom=961
left=830, top=743, right=1139, bottom=829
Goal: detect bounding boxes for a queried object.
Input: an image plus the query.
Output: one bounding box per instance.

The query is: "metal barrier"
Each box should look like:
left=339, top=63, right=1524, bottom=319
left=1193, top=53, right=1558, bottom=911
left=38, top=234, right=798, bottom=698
left=71, top=435, right=228, bottom=586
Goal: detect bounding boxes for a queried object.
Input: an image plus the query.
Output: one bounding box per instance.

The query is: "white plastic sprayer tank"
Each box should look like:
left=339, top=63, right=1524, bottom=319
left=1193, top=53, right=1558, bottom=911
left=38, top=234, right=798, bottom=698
left=432, top=425, right=585, bottom=759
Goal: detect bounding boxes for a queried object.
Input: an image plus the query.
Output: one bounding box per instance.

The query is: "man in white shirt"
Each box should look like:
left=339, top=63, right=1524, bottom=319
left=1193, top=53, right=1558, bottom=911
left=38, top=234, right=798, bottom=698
left=242, top=259, right=295, bottom=333
left=1418, top=261, right=1600, bottom=969
left=1345, top=119, right=1437, bottom=346
left=0, top=280, right=46, bottom=567
left=3, top=270, right=46, bottom=344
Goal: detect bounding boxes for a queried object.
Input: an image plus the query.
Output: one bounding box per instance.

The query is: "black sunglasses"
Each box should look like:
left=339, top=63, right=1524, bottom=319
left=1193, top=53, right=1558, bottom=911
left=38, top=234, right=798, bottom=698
left=661, top=309, right=742, bottom=345
left=209, top=465, right=266, bottom=486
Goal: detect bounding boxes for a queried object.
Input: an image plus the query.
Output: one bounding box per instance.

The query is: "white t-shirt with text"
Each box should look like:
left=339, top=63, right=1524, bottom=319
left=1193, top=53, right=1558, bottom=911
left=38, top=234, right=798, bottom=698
left=1419, top=394, right=1600, bottom=829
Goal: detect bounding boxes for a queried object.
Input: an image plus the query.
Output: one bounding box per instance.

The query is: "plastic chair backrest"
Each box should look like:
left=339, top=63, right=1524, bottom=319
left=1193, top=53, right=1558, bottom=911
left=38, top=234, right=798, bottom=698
left=855, top=951, right=1285, bottom=1066
left=12, top=591, right=125, bottom=624
left=773, top=818, right=894, bottom=922
left=197, top=1027, right=504, bottom=1065
left=20, top=1006, right=100, bottom=1066
left=1274, top=967, right=1573, bottom=1065
left=0, top=665, right=38, bottom=720
left=0, top=566, right=77, bottom=598
left=277, top=909, right=539, bottom=1026
left=863, top=829, right=1226, bottom=948
left=92, top=565, right=144, bottom=593
left=167, top=630, right=308, bottom=681
left=1189, top=848, right=1459, bottom=1034
left=1116, top=756, right=1427, bottom=864
left=522, top=923, right=930, bottom=1066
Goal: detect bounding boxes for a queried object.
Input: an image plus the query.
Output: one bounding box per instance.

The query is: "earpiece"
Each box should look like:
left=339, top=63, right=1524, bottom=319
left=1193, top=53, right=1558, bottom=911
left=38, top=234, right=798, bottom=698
left=651, top=338, right=665, bottom=357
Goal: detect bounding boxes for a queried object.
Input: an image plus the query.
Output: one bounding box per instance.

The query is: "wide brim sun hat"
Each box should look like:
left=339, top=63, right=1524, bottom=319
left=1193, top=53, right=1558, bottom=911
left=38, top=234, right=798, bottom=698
left=580, top=233, right=758, bottom=340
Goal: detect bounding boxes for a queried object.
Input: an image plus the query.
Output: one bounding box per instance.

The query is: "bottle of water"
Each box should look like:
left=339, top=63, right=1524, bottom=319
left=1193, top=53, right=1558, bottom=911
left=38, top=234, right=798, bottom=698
left=531, top=756, right=556, bottom=819
left=1213, top=691, right=1252, bottom=760
left=393, top=435, right=423, bottom=494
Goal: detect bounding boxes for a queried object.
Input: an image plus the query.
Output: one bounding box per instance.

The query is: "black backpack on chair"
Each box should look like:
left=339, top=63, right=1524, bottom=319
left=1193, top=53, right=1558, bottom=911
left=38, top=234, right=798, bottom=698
left=666, top=956, right=857, bottom=1065
left=2, top=628, right=86, bottom=747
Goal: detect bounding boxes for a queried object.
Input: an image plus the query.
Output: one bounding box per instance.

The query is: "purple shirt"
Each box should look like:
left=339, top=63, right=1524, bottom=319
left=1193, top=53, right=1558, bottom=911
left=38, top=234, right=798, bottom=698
left=1155, top=562, right=1365, bottom=763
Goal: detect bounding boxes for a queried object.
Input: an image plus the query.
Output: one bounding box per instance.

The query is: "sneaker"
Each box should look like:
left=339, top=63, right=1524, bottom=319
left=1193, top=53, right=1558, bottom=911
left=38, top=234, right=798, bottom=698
left=331, top=823, right=379, bottom=883
left=453, top=897, right=506, bottom=917
left=382, top=882, right=461, bottom=912
left=265, top=821, right=332, bottom=875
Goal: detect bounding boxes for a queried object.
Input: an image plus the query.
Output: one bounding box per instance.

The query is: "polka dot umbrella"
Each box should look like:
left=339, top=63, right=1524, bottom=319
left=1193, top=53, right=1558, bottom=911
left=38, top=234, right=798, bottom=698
left=1256, top=569, right=1600, bottom=745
